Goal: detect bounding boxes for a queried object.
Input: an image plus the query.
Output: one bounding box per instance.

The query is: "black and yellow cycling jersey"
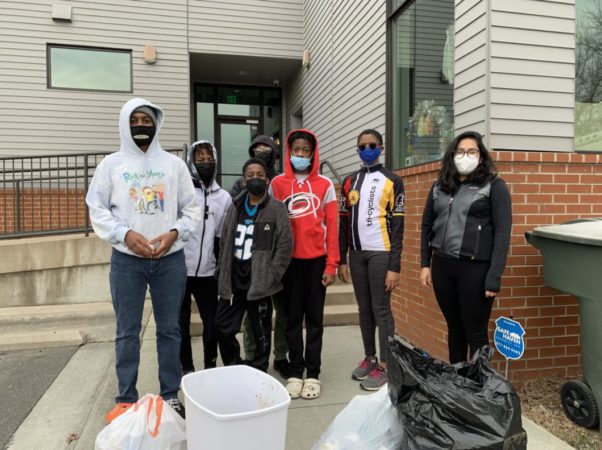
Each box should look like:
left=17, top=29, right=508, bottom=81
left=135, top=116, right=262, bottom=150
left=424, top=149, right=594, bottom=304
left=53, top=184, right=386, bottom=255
left=338, top=164, right=405, bottom=272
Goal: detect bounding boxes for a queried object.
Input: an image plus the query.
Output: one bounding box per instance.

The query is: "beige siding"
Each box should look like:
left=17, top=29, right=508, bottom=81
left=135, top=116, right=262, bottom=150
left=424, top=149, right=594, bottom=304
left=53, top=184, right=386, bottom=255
left=0, top=0, right=190, bottom=156
left=454, top=0, right=488, bottom=137
left=188, top=0, right=303, bottom=58
left=455, top=0, right=576, bottom=151
left=303, top=0, right=387, bottom=178
left=488, top=0, right=575, bottom=151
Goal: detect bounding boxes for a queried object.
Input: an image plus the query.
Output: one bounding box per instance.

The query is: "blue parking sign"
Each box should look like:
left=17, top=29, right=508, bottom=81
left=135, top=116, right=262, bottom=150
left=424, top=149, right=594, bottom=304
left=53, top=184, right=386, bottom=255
left=494, top=317, right=525, bottom=360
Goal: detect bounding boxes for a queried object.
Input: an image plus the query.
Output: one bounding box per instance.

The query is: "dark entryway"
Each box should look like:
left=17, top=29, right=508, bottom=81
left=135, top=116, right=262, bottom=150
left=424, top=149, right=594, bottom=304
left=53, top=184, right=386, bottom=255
left=194, top=84, right=282, bottom=190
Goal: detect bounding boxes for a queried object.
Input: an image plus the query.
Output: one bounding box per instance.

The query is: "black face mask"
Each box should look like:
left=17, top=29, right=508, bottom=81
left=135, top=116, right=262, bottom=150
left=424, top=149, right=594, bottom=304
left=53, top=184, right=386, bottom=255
left=254, top=151, right=273, bottom=168
left=131, top=125, right=156, bottom=147
left=195, top=162, right=215, bottom=185
left=246, top=177, right=267, bottom=196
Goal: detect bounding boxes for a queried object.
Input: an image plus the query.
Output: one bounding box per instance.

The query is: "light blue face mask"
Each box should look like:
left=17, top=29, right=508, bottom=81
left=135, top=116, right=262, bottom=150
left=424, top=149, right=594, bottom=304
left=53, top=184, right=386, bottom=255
left=290, top=155, right=312, bottom=171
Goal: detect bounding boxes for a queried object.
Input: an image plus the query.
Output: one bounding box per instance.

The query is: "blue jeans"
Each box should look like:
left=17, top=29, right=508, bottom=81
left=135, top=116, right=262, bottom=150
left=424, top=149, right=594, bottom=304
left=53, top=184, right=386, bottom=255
left=109, top=249, right=187, bottom=403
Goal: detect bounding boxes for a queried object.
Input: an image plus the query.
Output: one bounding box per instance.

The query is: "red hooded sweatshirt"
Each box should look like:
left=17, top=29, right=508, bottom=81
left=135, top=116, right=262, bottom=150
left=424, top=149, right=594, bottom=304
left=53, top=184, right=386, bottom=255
left=269, top=129, right=339, bottom=275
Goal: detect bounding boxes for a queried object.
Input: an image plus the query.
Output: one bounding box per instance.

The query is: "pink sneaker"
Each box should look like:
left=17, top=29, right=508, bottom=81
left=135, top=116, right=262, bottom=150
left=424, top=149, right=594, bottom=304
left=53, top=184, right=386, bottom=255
left=351, top=356, right=378, bottom=381
left=360, top=366, right=387, bottom=391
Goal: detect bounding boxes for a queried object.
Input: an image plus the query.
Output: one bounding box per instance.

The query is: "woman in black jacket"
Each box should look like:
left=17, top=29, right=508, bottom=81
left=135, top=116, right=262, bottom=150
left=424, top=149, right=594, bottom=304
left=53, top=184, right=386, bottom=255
left=420, top=131, right=512, bottom=363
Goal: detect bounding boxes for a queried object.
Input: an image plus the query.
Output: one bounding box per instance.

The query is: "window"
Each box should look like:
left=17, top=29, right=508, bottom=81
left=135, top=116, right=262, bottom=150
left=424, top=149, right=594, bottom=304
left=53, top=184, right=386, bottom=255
left=575, top=0, right=602, bottom=151
left=48, top=45, right=132, bottom=92
left=388, top=0, right=454, bottom=168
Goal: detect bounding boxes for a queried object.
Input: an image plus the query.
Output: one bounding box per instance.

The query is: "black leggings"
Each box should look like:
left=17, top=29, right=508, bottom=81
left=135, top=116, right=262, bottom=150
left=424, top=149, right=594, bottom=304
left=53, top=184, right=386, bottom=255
left=431, top=253, right=494, bottom=364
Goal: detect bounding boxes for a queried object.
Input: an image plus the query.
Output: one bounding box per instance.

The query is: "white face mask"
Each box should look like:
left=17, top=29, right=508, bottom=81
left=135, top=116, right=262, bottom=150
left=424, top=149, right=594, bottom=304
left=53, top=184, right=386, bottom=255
left=454, top=154, right=479, bottom=175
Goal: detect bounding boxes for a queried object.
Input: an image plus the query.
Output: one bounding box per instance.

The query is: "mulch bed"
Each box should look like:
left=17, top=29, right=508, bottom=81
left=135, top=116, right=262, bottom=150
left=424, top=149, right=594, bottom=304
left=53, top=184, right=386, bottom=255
left=519, top=377, right=602, bottom=449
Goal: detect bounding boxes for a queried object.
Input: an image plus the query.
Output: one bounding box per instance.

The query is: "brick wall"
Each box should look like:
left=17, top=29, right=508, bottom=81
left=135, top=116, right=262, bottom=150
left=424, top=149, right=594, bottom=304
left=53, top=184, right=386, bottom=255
left=392, top=151, right=602, bottom=384
left=0, top=188, right=88, bottom=235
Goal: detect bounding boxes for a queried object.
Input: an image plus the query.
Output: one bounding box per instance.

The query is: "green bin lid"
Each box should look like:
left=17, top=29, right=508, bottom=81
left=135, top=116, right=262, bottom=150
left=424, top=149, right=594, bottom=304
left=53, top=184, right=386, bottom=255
left=531, top=218, right=602, bottom=246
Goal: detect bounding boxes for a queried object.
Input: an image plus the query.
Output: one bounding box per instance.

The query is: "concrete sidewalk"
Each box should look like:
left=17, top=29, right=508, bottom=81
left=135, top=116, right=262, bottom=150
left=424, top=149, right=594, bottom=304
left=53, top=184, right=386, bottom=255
left=6, top=324, right=573, bottom=450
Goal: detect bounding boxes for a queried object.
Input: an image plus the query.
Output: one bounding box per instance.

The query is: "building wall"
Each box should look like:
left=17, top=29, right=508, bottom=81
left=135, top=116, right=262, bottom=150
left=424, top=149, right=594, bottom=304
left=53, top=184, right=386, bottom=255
left=0, top=0, right=191, bottom=157
left=285, top=69, right=304, bottom=133
left=455, top=0, right=576, bottom=151
left=301, top=0, right=387, bottom=178
left=393, top=152, right=602, bottom=383
left=454, top=0, right=488, bottom=136
left=188, top=0, right=303, bottom=58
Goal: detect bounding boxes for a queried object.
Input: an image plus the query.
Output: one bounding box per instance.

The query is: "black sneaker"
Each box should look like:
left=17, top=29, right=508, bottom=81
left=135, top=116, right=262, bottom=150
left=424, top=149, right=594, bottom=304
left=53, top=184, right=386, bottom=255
left=166, top=398, right=186, bottom=419
left=273, top=359, right=292, bottom=379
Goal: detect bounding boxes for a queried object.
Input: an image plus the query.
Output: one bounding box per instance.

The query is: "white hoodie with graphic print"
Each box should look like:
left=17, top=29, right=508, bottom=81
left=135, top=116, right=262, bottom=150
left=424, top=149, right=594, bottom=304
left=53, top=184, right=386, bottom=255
left=86, top=98, right=201, bottom=256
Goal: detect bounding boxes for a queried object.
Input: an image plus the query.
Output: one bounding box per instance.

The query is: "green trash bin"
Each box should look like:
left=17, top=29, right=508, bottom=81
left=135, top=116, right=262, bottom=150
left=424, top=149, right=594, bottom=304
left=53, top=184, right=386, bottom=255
left=526, top=218, right=602, bottom=432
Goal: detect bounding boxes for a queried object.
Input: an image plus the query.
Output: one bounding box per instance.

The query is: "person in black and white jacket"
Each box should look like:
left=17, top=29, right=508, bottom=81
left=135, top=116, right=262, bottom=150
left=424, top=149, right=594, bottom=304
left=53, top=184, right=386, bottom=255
left=179, top=140, right=232, bottom=373
left=420, top=131, right=512, bottom=364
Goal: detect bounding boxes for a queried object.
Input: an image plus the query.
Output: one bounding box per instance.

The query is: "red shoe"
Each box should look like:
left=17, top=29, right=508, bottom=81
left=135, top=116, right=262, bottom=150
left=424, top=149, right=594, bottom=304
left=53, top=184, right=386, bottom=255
left=105, top=402, right=133, bottom=423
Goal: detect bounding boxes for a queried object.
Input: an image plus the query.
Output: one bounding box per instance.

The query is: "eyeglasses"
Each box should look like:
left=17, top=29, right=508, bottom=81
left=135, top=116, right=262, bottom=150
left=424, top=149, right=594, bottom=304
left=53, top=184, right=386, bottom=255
left=358, top=143, right=381, bottom=151
left=454, top=148, right=480, bottom=159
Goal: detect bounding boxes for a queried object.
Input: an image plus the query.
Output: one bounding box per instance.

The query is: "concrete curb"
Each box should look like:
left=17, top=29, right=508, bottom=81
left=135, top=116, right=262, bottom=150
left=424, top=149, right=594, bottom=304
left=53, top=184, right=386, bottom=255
left=0, top=329, right=87, bottom=352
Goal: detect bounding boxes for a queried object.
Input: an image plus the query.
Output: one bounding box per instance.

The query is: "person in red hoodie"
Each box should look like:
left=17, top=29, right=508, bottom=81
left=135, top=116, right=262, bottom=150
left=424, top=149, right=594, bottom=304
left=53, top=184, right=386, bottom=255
left=269, top=129, right=339, bottom=400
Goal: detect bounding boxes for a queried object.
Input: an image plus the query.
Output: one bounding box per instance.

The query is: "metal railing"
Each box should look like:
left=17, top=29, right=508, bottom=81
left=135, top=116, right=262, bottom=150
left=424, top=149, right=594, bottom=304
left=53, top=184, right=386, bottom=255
left=320, top=160, right=343, bottom=185
left=0, top=148, right=184, bottom=239
left=1, top=150, right=341, bottom=239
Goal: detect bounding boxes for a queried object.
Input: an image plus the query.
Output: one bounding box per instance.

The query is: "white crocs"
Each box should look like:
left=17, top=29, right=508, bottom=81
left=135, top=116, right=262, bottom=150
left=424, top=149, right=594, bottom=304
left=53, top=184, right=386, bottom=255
left=301, top=378, right=321, bottom=399
left=286, top=377, right=304, bottom=399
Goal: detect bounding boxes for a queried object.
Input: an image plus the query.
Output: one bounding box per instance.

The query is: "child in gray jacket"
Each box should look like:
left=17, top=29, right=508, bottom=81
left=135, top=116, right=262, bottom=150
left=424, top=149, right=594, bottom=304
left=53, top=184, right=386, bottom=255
left=215, top=158, right=293, bottom=372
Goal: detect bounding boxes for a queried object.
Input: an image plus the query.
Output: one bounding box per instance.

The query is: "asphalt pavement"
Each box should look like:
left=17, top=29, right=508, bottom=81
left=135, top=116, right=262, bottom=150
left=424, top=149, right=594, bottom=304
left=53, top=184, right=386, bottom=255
left=0, top=347, right=78, bottom=449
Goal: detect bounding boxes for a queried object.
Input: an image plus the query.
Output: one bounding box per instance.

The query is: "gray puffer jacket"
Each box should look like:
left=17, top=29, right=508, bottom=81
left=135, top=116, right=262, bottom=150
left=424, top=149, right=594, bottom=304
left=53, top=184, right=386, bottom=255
left=218, top=190, right=293, bottom=300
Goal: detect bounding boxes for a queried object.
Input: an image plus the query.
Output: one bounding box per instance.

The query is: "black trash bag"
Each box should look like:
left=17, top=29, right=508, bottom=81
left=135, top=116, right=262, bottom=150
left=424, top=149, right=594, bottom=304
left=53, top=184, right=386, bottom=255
left=388, top=339, right=527, bottom=450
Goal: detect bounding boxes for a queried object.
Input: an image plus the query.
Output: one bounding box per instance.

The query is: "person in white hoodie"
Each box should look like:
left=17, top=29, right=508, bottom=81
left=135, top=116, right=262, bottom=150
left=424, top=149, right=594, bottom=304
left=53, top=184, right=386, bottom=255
left=179, top=140, right=232, bottom=373
left=86, top=98, right=201, bottom=423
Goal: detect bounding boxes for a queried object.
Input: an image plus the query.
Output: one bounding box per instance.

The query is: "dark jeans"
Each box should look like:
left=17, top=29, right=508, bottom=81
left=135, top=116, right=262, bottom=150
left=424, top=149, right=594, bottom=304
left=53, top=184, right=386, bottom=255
left=349, top=250, right=395, bottom=364
left=109, top=249, right=187, bottom=403
left=179, top=276, right=223, bottom=371
left=215, top=291, right=273, bottom=372
left=431, top=253, right=494, bottom=364
left=283, top=256, right=326, bottom=379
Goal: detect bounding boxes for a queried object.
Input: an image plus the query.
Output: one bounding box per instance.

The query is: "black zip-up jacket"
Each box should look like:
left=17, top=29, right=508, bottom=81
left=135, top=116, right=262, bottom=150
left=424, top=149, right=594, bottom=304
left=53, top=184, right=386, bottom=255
left=420, top=177, right=512, bottom=292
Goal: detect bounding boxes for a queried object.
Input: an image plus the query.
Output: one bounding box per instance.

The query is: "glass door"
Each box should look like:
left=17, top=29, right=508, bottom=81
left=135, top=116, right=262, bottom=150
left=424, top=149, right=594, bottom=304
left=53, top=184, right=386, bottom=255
left=218, top=121, right=258, bottom=191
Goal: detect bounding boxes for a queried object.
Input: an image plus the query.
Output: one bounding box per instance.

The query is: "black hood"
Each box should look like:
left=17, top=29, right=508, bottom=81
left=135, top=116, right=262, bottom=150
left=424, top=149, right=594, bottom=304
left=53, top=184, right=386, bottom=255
left=248, top=135, right=278, bottom=168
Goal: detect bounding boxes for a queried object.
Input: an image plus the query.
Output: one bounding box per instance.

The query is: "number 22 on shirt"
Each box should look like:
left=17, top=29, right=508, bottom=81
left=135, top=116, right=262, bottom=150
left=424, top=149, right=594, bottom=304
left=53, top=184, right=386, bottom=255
left=234, top=224, right=254, bottom=260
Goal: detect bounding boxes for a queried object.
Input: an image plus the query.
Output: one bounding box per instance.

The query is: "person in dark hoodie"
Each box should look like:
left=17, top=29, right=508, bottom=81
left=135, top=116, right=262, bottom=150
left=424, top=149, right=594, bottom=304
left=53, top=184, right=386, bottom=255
left=215, top=158, right=293, bottom=372
left=420, top=131, right=512, bottom=364
left=179, top=140, right=232, bottom=374
left=269, top=129, right=339, bottom=400
left=231, top=135, right=292, bottom=378
left=230, top=135, right=279, bottom=197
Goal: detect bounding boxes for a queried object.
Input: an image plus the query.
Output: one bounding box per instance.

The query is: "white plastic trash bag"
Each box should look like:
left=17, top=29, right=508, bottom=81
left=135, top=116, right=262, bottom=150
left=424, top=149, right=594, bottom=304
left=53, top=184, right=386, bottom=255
left=312, top=387, right=404, bottom=450
left=95, top=394, right=187, bottom=450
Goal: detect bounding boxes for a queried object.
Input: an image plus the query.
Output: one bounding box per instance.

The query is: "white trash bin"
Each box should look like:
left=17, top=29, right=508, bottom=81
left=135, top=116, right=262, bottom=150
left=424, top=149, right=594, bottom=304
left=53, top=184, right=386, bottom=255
left=182, top=365, right=291, bottom=450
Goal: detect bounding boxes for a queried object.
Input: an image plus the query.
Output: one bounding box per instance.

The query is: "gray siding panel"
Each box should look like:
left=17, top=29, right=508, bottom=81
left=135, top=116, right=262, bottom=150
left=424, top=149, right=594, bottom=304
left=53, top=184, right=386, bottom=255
left=454, top=0, right=487, bottom=137
left=302, top=0, right=386, bottom=178
left=455, top=0, right=576, bottom=151
left=0, top=0, right=190, bottom=157
left=489, top=0, right=575, bottom=151
left=188, top=1, right=303, bottom=58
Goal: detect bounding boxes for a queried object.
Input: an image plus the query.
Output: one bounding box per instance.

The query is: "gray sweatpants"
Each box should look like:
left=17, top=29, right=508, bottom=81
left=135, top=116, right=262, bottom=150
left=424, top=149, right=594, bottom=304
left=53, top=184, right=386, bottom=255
left=349, top=250, right=395, bottom=364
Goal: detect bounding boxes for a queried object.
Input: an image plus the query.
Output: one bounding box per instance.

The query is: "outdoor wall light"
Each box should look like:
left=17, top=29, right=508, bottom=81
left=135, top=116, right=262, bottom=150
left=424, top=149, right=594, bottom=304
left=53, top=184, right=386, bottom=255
left=51, top=4, right=72, bottom=22
left=302, top=49, right=310, bottom=68
left=143, top=45, right=157, bottom=64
